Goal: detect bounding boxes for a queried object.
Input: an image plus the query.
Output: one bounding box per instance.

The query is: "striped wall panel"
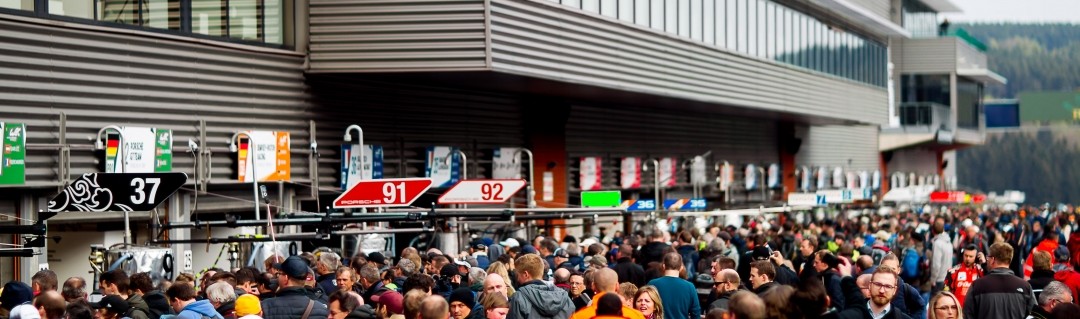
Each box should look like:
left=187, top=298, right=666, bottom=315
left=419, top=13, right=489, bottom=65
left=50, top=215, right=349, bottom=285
left=795, top=125, right=880, bottom=171
left=489, top=0, right=889, bottom=125
left=308, top=0, right=490, bottom=72
left=0, top=15, right=310, bottom=194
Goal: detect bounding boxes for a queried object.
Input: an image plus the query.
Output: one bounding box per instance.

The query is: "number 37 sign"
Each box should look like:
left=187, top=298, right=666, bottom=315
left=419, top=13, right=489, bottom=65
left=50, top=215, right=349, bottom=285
left=48, top=173, right=187, bottom=213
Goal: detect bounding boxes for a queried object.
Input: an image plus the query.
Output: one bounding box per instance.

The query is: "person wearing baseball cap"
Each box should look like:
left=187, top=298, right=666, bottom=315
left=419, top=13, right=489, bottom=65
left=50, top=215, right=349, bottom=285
left=372, top=290, right=406, bottom=319
left=262, top=255, right=329, bottom=319
left=367, top=252, right=387, bottom=271
left=234, top=294, right=262, bottom=319
left=470, top=242, right=491, bottom=270
left=94, top=295, right=131, bottom=319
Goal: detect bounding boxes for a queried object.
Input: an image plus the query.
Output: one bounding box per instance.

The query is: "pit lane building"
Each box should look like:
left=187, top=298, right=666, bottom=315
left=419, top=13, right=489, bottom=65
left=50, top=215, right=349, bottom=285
left=0, top=0, right=1000, bottom=281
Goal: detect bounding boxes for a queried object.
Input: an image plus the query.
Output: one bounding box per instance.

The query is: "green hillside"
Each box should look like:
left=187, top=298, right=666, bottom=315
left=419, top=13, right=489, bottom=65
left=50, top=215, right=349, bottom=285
left=955, top=23, right=1080, bottom=205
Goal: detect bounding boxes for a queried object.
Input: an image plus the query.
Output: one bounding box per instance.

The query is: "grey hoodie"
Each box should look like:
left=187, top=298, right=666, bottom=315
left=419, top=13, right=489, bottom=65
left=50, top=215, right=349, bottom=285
left=506, top=280, right=575, bottom=319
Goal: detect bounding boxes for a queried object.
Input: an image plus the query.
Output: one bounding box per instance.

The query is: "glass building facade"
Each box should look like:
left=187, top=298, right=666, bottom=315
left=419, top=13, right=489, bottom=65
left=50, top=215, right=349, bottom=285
left=546, top=0, right=889, bottom=87
left=3, top=0, right=282, bottom=44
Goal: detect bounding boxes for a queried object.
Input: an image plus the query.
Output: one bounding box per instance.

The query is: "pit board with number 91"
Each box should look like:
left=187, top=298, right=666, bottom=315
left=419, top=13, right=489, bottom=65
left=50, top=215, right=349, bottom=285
left=438, top=179, right=527, bottom=204
left=333, top=178, right=433, bottom=208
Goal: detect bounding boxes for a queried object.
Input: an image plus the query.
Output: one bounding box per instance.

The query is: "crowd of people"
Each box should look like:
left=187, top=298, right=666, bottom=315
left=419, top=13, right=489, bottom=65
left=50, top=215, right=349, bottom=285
left=3, top=204, right=1080, bottom=319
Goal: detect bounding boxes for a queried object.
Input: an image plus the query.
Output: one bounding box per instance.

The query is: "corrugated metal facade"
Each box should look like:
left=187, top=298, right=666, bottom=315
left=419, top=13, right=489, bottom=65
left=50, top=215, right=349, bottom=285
left=896, top=37, right=957, bottom=73
left=305, top=76, right=527, bottom=191
left=489, top=0, right=888, bottom=125
left=795, top=125, right=880, bottom=171
left=308, top=0, right=889, bottom=125
left=308, top=0, right=490, bottom=72
left=0, top=14, right=310, bottom=213
left=851, top=0, right=892, bottom=21
left=565, top=104, right=779, bottom=192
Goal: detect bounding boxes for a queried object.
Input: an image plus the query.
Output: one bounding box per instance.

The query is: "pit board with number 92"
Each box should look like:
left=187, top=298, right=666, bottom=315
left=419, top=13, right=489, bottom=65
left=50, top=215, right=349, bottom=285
left=437, top=179, right=527, bottom=204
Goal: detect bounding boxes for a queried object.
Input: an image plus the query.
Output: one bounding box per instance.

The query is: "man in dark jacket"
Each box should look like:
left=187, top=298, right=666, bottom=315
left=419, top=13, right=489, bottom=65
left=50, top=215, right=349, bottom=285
left=964, top=242, right=1035, bottom=319
left=836, top=266, right=911, bottom=319
left=262, top=255, right=330, bottom=319
left=613, top=244, right=646, bottom=287
left=708, top=269, right=740, bottom=311
left=675, top=231, right=700, bottom=279
left=880, top=254, right=926, bottom=319
left=314, top=251, right=342, bottom=297
left=1028, top=250, right=1055, bottom=298
left=815, top=250, right=846, bottom=311
left=638, top=230, right=670, bottom=270
left=506, top=254, right=575, bottom=319
left=358, top=263, right=389, bottom=307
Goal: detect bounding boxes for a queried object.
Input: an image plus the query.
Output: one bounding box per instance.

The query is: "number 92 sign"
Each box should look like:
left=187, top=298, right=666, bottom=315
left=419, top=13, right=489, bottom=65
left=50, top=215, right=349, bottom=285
left=438, top=179, right=527, bottom=205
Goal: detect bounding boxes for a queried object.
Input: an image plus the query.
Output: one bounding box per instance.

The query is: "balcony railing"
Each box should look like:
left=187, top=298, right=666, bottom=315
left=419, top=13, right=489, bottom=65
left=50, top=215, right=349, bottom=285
left=899, top=102, right=951, bottom=131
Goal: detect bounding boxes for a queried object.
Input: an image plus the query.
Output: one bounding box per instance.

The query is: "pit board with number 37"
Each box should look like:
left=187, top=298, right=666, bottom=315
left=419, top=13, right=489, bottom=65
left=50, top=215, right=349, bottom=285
left=333, top=178, right=433, bottom=208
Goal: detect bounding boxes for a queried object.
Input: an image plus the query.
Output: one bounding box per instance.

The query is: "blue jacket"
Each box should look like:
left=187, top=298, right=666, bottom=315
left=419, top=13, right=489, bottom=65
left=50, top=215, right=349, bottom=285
left=176, top=300, right=223, bottom=319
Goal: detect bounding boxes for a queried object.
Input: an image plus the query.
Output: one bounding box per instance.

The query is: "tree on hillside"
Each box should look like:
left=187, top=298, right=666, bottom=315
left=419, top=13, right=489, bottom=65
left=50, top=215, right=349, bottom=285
left=956, top=23, right=1080, bottom=97
left=958, top=131, right=1080, bottom=205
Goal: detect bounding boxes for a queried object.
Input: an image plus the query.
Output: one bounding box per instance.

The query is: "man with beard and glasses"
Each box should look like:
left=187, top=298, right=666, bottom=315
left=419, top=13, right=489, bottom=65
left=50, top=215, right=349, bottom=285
left=837, top=266, right=912, bottom=319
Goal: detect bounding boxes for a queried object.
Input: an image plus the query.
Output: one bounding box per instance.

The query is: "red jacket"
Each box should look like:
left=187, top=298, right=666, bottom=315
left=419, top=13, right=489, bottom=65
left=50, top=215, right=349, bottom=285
left=1054, top=269, right=1080, bottom=305
left=1024, top=239, right=1058, bottom=279
left=1068, top=232, right=1080, bottom=269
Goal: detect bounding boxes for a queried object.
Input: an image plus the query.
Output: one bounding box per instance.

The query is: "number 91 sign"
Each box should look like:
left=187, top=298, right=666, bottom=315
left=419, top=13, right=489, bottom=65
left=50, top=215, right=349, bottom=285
left=334, top=178, right=434, bottom=208
left=438, top=179, right=527, bottom=205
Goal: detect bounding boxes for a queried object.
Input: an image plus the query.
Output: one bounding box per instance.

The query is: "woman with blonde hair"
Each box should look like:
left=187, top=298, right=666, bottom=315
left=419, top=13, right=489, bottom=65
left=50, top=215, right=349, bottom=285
left=928, top=291, right=962, bottom=319
left=486, top=261, right=516, bottom=297
left=634, top=286, right=664, bottom=319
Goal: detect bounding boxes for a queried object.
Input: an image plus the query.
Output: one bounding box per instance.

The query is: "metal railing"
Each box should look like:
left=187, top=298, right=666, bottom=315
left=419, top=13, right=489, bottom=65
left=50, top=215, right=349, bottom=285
left=899, top=102, right=951, bottom=131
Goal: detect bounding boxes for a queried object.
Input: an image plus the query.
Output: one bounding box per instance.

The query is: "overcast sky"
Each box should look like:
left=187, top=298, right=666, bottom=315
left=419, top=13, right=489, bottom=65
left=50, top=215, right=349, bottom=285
left=943, top=0, right=1080, bottom=23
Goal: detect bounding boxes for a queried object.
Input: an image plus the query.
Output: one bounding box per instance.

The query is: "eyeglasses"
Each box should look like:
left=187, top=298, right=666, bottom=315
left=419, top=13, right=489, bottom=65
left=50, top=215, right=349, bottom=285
left=870, top=282, right=897, bottom=290
left=934, top=305, right=958, bottom=311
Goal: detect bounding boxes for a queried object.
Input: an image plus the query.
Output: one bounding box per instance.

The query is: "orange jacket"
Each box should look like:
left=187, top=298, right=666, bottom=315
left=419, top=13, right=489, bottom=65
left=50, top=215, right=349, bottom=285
left=569, top=292, right=646, bottom=319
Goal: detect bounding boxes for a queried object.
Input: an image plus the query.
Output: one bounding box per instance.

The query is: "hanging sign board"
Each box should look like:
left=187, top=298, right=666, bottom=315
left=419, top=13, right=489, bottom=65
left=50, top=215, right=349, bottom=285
left=846, top=172, right=858, bottom=189
left=0, top=123, right=26, bottom=185
left=831, top=167, right=844, bottom=189
left=664, top=198, right=707, bottom=211
left=579, top=157, right=603, bottom=191
left=425, top=146, right=460, bottom=188
left=622, top=199, right=658, bottom=212
left=767, top=163, right=780, bottom=189
left=341, top=144, right=384, bottom=190
left=816, top=167, right=828, bottom=190
left=105, top=127, right=172, bottom=173
left=658, top=157, right=677, bottom=187
left=334, top=178, right=433, bottom=208
left=492, top=147, right=522, bottom=179
left=799, top=167, right=812, bottom=191
left=438, top=179, right=527, bottom=204
left=859, top=171, right=870, bottom=190
left=581, top=191, right=621, bottom=208
left=719, top=162, right=735, bottom=190
left=871, top=170, right=882, bottom=190
left=817, top=189, right=853, bottom=204
left=542, top=171, right=554, bottom=201
left=237, top=131, right=290, bottom=182
left=620, top=157, right=641, bottom=189
left=787, top=193, right=824, bottom=206
left=690, top=156, right=707, bottom=186
left=47, top=173, right=188, bottom=212
left=744, top=164, right=758, bottom=190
